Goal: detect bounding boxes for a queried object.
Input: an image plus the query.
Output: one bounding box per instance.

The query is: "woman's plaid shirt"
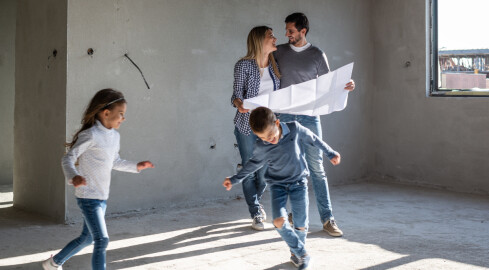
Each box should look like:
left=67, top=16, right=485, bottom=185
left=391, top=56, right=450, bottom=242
left=231, top=59, right=280, bottom=135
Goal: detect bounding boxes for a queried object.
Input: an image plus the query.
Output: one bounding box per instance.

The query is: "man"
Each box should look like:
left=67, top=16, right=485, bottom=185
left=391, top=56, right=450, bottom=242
left=273, top=12, right=355, bottom=237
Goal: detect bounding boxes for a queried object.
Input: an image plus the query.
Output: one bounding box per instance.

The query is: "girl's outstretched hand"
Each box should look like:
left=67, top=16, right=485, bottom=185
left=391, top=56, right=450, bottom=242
left=137, top=161, right=155, bottom=171
left=72, top=175, right=87, bottom=187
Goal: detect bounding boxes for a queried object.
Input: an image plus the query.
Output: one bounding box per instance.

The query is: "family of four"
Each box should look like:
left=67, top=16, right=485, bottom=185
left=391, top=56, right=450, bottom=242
left=42, top=12, right=355, bottom=270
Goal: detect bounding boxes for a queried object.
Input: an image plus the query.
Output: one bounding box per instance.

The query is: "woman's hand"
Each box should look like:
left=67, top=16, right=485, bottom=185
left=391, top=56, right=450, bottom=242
left=137, top=161, right=155, bottom=171
left=72, top=175, right=87, bottom=187
left=233, top=98, right=250, bottom=113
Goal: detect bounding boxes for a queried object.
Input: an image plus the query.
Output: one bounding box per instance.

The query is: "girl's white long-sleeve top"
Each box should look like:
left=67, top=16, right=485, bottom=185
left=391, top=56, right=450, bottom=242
left=62, top=120, right=139, bottom=200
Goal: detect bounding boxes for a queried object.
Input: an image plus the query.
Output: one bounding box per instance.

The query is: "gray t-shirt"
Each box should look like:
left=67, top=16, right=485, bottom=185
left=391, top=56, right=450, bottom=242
left=274, top=43, right=330, bottom=88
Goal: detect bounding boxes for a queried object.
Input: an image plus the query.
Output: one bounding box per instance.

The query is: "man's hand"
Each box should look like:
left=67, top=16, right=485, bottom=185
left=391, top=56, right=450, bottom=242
left=137, top=161, right=155, bottom=171
left=72, top=175, right=87, bottom=187
left=330, top=154, right=341, bottom=166
left=344, top=80, right=355, bottom=91
left=223, top=178, right=233, bottom=191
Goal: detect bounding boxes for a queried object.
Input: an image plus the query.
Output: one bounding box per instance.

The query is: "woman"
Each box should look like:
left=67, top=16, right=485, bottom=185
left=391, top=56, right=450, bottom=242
left=231, top=26, right=280, bottom=231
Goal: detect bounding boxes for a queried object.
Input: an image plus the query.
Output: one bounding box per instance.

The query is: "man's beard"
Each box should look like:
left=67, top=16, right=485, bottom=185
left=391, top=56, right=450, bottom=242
left=288, top=35, right=302, bottom=45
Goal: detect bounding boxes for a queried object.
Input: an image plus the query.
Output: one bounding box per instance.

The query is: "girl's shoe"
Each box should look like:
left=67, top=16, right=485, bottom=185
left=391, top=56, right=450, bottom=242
left=42, top=256, right=62, bottom=270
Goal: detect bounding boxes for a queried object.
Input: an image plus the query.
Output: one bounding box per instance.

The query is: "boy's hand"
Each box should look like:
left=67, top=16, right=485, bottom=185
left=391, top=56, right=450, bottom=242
left=330, top=154, right=341, bottom=165
left=137, top=161, right=155, bottom=171
left=223, top=178, right=233, bottom=191
left=72, top=175, right=87, bottom=187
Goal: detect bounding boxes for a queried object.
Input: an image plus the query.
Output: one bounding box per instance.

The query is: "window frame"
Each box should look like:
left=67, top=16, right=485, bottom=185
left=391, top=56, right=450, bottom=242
left=427, top=0, right=489, bottom=97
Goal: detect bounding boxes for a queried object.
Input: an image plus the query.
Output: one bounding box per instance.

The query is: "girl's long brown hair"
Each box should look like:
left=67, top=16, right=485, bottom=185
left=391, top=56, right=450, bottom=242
left=66, top=88, right=126, bottom=149
left=242, top=26, right=281, bottom=78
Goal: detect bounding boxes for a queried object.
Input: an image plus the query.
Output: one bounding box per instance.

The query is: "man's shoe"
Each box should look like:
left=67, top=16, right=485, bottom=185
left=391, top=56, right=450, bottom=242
left=298, top=254, right=311, bottom=270
left=288, top=212, right=293, bottom=225
left=42, top=256, right=62, bottom=270
left=251, top=216, right=265, bottom=231
left=290, top=253, right=300, bottom=267
left=323, top=219, right=343, bottom=237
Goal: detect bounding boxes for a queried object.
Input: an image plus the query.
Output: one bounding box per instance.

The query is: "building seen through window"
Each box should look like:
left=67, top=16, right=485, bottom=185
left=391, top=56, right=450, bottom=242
left=431, top=0, right=489, bottom=95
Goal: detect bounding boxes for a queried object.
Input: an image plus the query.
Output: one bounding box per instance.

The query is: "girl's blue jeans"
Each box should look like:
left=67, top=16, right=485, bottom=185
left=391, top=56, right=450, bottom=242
left=277, top=113, right=334, bottom=224
left=234, top=127, right=267, bottom=218
left=53, top=198, right=109, bottom=270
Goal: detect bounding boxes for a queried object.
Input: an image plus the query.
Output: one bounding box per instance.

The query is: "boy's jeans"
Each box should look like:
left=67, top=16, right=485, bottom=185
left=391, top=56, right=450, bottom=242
left=271, top=180, right=309, bottom=257
left=53, top=198, right=109, bottom=270
left=234, top=127, right=267, bottom=218
left=278, top=113, right=334, bottom=224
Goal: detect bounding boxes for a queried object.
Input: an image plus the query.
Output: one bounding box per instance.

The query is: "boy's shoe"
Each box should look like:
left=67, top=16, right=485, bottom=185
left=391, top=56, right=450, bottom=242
left=288, top=212, right=293, bottom=225
left=323, top=219, right=343, bottom=237
left=42, top=256, right=62, bottom=270
left=290, top=253, right=300, bottom=267
left=251, top=216, right=265, bottom=231
left=259, top=205, right=267, bottom=221
left=298, top=254, right=311, bottom=270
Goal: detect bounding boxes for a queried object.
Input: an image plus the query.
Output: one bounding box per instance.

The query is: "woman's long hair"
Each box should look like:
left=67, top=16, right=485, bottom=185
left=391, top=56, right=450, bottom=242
left=242, top=26, right=281, bottom=78
left=66, top=88, right=126, bottom=149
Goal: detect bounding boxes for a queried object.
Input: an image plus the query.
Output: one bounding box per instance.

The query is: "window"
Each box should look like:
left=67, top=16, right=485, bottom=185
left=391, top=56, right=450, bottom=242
left=428, top=0, right=489, bottom=96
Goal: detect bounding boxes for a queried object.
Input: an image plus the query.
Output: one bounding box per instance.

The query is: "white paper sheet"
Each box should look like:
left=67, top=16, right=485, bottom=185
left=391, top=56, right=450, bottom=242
left=243, top=62, right=354, bottom=116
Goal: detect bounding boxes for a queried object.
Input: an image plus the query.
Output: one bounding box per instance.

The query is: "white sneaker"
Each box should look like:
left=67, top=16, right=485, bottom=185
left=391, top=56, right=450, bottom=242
left=259, top=205, right=267, bottom=221
left=42, top=256, right=62, bottom=270
left=251, top=216, right=265, bottom=231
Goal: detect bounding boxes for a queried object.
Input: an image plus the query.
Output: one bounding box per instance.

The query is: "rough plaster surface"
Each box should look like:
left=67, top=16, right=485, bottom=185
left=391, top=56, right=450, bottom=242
left=0, top=0, right=15, bottom=185
left=14, top=0, right=67, bottom=221
left=65, top=0, right=373, bottom=220
left=370, top=0, right=489, bottom=194
left=1, top=183, right=488, bottom=269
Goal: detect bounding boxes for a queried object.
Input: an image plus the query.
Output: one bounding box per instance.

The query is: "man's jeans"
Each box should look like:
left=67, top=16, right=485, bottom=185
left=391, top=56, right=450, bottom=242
left=53, top=198, right=109, bottom=270
left=278, top=113, right=334, bottom=223
left=234, top=127, right=267, bottom=218
left=271, top=180, right=309, bottom=257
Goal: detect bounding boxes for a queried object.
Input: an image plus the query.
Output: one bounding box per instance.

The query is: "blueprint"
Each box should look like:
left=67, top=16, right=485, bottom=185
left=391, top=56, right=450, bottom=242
left=243, top=62, right=354, bottom=116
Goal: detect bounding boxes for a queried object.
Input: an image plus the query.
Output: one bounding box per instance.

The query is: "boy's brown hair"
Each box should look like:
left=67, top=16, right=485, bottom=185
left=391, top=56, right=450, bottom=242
left=249, top=107, right=276, bottom=133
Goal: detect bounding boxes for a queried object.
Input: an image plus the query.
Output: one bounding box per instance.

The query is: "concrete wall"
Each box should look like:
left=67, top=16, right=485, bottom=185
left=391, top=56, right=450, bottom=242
left=14, top=0, right=67, bottom=222
left=65, top=0, right=373, bottom=219
left=371, top=0, right=489, bottom=194
left=0, top=0, right=16, bottom=185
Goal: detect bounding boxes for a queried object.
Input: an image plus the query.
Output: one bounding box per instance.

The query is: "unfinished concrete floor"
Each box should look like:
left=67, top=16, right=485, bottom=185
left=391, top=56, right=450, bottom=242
left=0, top=182, right=488, bottom=270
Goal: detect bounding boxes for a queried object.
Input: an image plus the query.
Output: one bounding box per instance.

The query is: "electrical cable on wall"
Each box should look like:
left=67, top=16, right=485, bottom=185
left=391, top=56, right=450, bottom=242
left=124, top=53, right=151, bottom=89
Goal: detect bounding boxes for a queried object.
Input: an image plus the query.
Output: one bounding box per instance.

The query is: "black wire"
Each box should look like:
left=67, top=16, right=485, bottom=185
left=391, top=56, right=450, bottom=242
left=124, top=53, right=150, bottom=89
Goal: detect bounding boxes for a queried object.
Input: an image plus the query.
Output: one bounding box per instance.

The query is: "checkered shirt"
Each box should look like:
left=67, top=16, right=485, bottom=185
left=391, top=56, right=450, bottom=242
left=231, top=59, right=280, bottom=135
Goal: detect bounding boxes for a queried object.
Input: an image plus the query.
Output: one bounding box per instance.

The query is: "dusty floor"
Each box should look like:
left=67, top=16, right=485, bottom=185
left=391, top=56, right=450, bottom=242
left=0, top=182, right=488, bottom=270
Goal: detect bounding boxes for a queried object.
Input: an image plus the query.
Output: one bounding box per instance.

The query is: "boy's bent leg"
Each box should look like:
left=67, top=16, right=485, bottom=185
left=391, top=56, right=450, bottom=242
left=271, top=184, right=307, bottom=258
left=290, top=180, right=309, bottom=245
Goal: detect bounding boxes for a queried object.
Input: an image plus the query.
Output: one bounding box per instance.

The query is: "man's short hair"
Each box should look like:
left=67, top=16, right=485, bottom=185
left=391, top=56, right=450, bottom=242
left=249, top=107, right=276, bottom=133
left=285, top=12, right=309, bottom=35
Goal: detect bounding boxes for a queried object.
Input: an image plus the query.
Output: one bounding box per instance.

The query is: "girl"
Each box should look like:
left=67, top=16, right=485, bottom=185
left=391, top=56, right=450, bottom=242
left=42, top=89, right=154, bottom=270
left=231, top=26, right=280, bottom=231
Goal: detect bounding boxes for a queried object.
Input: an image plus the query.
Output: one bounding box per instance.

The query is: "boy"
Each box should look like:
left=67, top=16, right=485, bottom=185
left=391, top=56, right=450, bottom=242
left=223, top=107, right=340, bottom=270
